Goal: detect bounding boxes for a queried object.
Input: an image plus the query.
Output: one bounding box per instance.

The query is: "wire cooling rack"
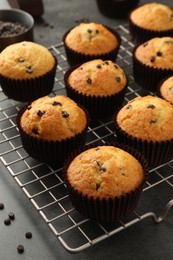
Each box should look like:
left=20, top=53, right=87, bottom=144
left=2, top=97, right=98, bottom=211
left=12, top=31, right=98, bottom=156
left=0, top=24, right=173, bottom=253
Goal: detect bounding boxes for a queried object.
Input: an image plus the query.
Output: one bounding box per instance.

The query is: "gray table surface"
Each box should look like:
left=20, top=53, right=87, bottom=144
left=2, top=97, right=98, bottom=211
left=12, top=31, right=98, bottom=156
left=0, top=0, right=173, bottom=259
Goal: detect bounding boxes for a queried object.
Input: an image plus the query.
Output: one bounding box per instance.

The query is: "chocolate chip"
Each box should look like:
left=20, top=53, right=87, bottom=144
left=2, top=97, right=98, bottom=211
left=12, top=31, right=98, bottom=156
left=19, top=58, right=25, bottom=62
left=114, top=64, right=119, bottom=69
left=32, top=128, right=39, bottom=135
left=95, top=147, right=100, bottom=151
left=25, top=231, right=32, bottom=239
left=150, top=119, right=156, bottom=124
left=0, top=21, right=28, bottom=37
left=17, top=245, right=24, bottom=254
left=116, top=76, right=121, bottom=83
left=126, top=105, right=132, bottom=110
left=157, top=51, right=162, bottom=57
left=147, top=104, right=155, bottom=109
left=96, top=64, right=102, bottom=69
left=4, top=218, right=11, bottom=225
left=150, top=56, right=155, bottom=63
left=87, top=29, right=92, bottom=33
left=37, top=110, right=45, bottom=116
left=95, top=29, right=99, bottom=34
left=0, top=203, right=4, bottom=210
left=143, top=42, right=148, bottom=47
left=103, top=61, right=109, bottom=65
left=100, top=166, right=107, bottom=172
left=27, top=105, right=32, bottom=110
left=8, top=212, right=15, bottom=220
left=52, top=101, right=62, bottom=106
left=26, top=65, right=33, bottom=74
left=96, top=183, right=100, bottom=190
left=61, top=111, right=69, bottom=118
left=87, top=78, right=92, bottom=84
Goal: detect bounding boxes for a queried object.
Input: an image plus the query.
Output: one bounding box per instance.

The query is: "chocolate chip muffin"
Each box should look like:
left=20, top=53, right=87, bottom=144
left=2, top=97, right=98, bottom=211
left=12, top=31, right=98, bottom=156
left=63, top=22, right=121, bottom=66
left=64, top=59, right=128, bottom=118
left=157, top=76, right=173, bottom=105
left=64, top=142, right=148, bottom=222
left=133, top=36, right=173, bottom=91
left=17, top=95, right=88, bottom=167
left=114, top=95, right=173, bottom=167
left=0, top=41, right=57, bottom=101
left=129, top=3, right=173, bottom=43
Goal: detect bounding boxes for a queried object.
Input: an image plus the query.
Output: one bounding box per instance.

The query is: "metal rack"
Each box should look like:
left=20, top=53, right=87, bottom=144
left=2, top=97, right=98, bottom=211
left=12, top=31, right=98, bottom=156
left=0, top=24, right=173, bottom=253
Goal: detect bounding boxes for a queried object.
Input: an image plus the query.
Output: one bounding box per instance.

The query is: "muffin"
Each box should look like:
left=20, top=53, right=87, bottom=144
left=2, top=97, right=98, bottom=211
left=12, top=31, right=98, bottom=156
left=63, top=142, right=148, bottom=222
left=64, top=59, right=128, bottom=118
left=157, top=76, right=173, bottom=105
left=129, top=3, right=173, bottom=43
left=133, top=36, right=173, bottom=92
left=63, top=22, right=121, bottom=66
left=114, top=95, right=173, bottom=167
left=17, top=95, right=89, bottom=167
left=0, top=41, right=57, bottom=102
left=96, top=0, right=140, bottom=19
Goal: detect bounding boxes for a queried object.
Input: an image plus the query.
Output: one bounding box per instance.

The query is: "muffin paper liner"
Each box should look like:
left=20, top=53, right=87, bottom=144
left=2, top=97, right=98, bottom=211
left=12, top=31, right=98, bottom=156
left=129, top=11, right=173, bottom=44
left=133, top=49, right=173, bottom=92
left=0, top=56, right=57, bottom=102
left=63, top=25, right=121, bottom=67
left=16, top=103, right=89, bottom=168
left=64, top=65, right=128, bottom=119
left=96, top=0, right=140, bottom=19
left=157, top=76, right=173, bottom=105
left=63, top=141, right=149, bottom=223
left=114, top=114, right=173, bottom=167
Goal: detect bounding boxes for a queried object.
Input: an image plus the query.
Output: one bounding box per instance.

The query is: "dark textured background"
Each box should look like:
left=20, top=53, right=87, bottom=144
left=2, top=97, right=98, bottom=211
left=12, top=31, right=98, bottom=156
left=0, top=0, right=173, bottom=259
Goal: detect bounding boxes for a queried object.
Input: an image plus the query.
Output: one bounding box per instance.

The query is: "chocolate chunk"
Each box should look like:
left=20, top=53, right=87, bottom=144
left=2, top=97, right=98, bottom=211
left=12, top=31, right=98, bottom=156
left=32, top=128, right=39, bottom=135
left=8, top=212, right=15, bottom=220
left=25, top=231, right=32, bottom=239
left=87, top=29, right=92, bottom=33
left=0, top=203, right=4, bottom=210
left=96, top=183, right=100, bottom=190
left=116, top=76, right=121, bottom=83
left=114, top=64, right=119, bottom=69
left=150, top=119, right=156, bottom=124
left=17, top=245, right=24, bottom=254
left=87, top=78, right=92, bottom=84
left=143, top=42, right=148, bottom=47
left=126, top=105, right=132, bottom=110
left=61, top=110, right=69, bottom=118
left=147, top=104, right=155, bottom=109
left=26, top=65, right=33, bottom=74
left=95, top=29, right=99, bottom=34
left=52, top=101, right=62, bottom=106
left=150, top=56, right=155, bottom=63
left=100, top=166, right=107, bottom=172
left=37, top=110, right=45, bottom=116
left=4, top=218, right=11, bottom=225
left=95, top=147, right=100, bottom=151
left=157, top=51, right=162, bottom=57
left=103, top=61, right=109, bottom=65
left=96, top=64, right=102, bottom=69
left=0, top=21, right=28, bottom=37
left=27, top=105, right=32, bottom=110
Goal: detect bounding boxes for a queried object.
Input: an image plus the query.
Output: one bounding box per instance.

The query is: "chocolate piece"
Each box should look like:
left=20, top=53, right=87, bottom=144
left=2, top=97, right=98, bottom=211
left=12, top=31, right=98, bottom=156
left=150, top=56, right=155, bottom=63
left=96, top=183, right=100, bottom=190
left=26, top=65, right=33, bottom=74
left=157, top=51, right=162, bottom=57
left=0, top=21, right=28, bottom=37
left=19, top=58, right=25, bottom=62
left=32, top=128, right=39, bottom=135
left=100, top=166, right=107, bottom=172
left=61, top=110, right=69, bottom=118
left=25, top=231, right=32, bottom=239
left=27, top=105, right=32, bottom=110
left=96, top=64, right=102, bottom=69
left=52, top=101, right=62, bottom=106
left=103, top=61, right=109, bottom=65
left=37, top=110, right=45, bottom=116
left=116, top=76, right=121, bottom=83
left=0, top=203, right=4, bottom=210
left=17, top=245, right=24, bottom=254
left=87, top=78, right=92, bottom=84
left=4, top=218, right=11, bottom=225
left=147, top=104, right=155, bottom=109
left=126, top=105, right=132, bottom=110
left=8, top=212, right=15, bottom=220
left=143, top=42, right=148, bottom=47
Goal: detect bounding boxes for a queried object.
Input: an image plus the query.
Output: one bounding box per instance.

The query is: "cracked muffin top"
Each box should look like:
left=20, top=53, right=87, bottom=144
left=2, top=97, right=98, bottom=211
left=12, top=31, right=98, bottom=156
left=20, top=95, right=87, bottom=141
left=0, top=41, right=55, bottom=79
left=64, top=22, right=119, bottom=55
left=66, top=145, right=144, bottom=199
left=116, top=95, right=173, bottom=141
left=134, top=37, right=173, bottom=69
left=130, top=3, right=173, bottom=31
left=67, top=59, right=127, bottom=96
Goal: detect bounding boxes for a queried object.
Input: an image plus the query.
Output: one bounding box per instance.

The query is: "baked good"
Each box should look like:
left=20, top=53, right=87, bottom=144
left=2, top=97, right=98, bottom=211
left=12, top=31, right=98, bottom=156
left=64, top=59, right=128, bottom=118
left=157, top=76, right=173, bottom=105
left=129, top=3, right=173, bottom=43
left=114, top=95, right=173, bottom=167
left=17, top=95, right=88, bottom=167
left=0, top=41, right=57, bottom=101
left=133, top=36, right=173, bottom=91
left=63, top=142, right=148, bottom=222
left=96, top=0, right=140, bottom=19
left=63, top=22, right=121, bottom=66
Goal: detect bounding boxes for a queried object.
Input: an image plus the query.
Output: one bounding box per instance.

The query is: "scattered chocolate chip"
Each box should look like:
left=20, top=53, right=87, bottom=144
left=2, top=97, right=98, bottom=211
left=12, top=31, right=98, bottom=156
left=32, top=128, right=39, bottom=135
left=87, top=78, right=92, bottom=84
left=143, top=42, right=148, bottom=47
left=0, top=21, right=28, bottom=37
left=147, top=104, right=155, bottom=109
left=0, top=203, right=4, bottom=210
left=25, top=231, right=32, bottom=239
left=96, top=64, right=102, bottom=69
left=8, top=212, right=15, bottom=220
left=4, top=218, right=11, bottom=225
left=116, top=76, right=121, bottom=83
left=27, top=105, right=32, bottom=110
left=37, top=110, right=45, bottom=116
left=61, top=110, right=69, bottom=118
left=96, top=183, right=100, bottom=190
left=150, top=56, right=155, bottom=63
left=17, top=245, right=24, bottom=254
left=126, top=105, right=132, bottom=110
left=157, top=51, right=162, bottom=57
left=52, top=101, right=62, bottom=106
